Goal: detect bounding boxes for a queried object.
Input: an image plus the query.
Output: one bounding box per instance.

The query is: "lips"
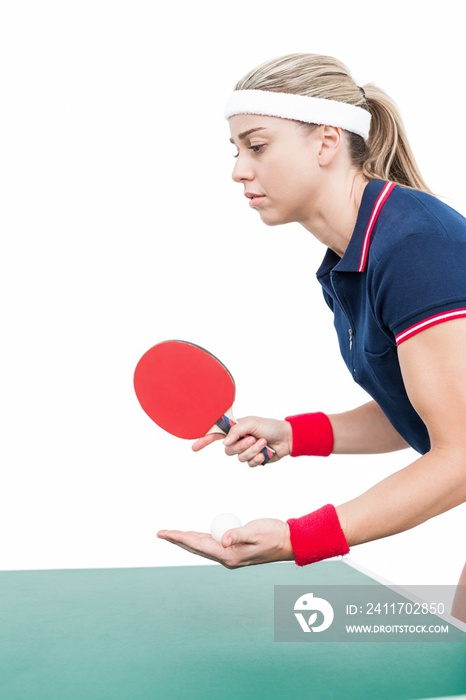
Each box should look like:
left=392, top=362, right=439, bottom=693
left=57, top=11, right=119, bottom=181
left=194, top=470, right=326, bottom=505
left=245, top=192, right=265, bottom=207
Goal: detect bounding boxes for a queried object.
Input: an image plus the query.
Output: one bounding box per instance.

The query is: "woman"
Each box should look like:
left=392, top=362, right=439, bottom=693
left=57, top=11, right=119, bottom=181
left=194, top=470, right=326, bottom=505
left=157, top=54, right=466, bottom=621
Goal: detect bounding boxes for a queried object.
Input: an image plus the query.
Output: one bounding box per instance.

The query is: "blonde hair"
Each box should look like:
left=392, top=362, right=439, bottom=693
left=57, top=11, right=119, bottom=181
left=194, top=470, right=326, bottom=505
left=235, top=53, right=431, bottom=193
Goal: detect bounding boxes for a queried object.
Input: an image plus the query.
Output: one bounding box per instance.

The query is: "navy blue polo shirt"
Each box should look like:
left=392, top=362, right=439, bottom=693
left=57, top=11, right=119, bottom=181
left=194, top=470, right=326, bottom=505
left=317, top=180, right=466, bottom=454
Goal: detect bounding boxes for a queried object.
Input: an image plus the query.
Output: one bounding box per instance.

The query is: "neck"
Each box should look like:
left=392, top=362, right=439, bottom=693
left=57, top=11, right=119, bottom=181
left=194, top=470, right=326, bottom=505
left=301, top=172, right=368, bottom=257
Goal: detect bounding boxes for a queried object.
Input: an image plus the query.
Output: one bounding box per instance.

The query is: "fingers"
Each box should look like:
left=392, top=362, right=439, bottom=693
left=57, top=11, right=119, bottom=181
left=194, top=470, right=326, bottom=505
left=191, top=433, right=225, bottom=452
left=157, top=530, right=221, bottom=562
left=191, top=417, right=289, bottom=466
left=222, top=417, right=289, bottom=466
left=223, top=421, right=252, bottom=444
left=224, top=435, right=269, bottom=468
left=191, top=425, right=269, bottom=467
left=221, top=525, right=256, bottom=548
left=157, top=528, right=248, bottom=568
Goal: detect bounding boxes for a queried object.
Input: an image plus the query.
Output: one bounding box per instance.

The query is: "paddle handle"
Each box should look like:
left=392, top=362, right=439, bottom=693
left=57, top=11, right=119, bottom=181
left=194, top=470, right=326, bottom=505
left=215, top=414, right=275, bottom=464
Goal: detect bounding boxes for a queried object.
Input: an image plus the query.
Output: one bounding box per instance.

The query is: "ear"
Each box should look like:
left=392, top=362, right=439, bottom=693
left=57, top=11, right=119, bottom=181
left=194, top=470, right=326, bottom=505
left=316, top=126, right=342, bottom=166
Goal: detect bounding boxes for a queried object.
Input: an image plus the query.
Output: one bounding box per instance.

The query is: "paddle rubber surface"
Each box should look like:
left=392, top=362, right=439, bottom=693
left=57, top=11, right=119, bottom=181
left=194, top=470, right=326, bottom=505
left=133, top=340, right=236, bottom=439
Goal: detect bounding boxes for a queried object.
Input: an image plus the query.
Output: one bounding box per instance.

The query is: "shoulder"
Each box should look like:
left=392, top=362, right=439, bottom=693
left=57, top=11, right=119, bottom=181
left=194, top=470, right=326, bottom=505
left=369, top=185, right=466, bottom=265
left=366, top=187, right=466, bottom=342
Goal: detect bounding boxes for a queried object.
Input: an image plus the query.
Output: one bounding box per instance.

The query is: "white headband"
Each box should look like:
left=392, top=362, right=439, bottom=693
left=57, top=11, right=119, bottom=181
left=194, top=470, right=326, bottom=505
left=225, top=89, right=371, bottom=141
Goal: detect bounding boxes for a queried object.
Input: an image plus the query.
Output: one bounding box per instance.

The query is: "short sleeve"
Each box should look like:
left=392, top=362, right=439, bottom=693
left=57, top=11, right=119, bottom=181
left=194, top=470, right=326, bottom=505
left=372, top=234, right=466, bottom=345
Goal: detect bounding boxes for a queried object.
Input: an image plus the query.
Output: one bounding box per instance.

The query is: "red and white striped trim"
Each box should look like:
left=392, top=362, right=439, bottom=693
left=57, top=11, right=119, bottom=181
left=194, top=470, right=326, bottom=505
left=358, top=182, right=396, bottom=272
left=395, top=309, right=466, bottom=345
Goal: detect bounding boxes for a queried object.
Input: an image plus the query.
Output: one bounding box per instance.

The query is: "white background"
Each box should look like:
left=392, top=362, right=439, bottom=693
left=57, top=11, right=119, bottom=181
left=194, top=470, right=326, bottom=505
left=1, top=0, right=465, bottom=588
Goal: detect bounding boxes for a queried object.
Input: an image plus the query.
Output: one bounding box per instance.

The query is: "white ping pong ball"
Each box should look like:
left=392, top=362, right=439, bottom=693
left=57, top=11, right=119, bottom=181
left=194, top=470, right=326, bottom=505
left=210, top=513, right=242, bottom=543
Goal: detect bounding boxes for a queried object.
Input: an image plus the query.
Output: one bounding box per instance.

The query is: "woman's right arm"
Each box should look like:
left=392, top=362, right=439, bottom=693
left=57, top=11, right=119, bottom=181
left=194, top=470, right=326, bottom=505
left=191, top=400, right=409, bottom=466
left=329, top=400, right=409, bottom=454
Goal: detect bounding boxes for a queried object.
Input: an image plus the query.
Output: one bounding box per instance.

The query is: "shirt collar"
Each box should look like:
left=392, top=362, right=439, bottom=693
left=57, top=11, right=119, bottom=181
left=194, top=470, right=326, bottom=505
left=317, top=180, right=395, bottom=277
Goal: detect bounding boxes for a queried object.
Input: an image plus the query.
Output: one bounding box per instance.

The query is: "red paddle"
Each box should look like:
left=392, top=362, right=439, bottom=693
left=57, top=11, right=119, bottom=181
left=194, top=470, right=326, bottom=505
left=133, top=340, right=274, bottom=463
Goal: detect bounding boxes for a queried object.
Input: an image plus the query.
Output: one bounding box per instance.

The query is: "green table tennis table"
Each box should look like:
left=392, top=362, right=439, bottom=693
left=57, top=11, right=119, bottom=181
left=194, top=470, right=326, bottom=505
left=0, top=560, right=465, bottom=699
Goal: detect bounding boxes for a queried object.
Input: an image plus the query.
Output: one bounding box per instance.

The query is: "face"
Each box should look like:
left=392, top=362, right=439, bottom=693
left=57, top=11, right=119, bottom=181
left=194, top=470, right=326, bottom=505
left=229, top=114, right=323, bottom=227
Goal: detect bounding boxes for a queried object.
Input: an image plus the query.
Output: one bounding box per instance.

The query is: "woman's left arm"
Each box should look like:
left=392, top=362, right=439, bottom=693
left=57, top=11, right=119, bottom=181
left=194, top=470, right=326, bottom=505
left=158, top=320, right=466, bottom=568
left=337, top=318, right=466, bottom=545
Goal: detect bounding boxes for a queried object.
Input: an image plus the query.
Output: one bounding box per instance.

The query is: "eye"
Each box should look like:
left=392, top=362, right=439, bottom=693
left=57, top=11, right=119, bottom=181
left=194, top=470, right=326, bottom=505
left=248, top=144, right=265, bottom=154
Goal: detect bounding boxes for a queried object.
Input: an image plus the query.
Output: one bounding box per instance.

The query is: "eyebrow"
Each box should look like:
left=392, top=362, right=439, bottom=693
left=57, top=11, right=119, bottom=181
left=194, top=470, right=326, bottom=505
left=229, top=127, right=267, bottom=144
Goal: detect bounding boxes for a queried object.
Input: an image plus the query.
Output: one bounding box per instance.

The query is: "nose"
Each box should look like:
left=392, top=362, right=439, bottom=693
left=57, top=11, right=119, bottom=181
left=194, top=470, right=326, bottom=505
left=231, top=154, right=254, bottom=183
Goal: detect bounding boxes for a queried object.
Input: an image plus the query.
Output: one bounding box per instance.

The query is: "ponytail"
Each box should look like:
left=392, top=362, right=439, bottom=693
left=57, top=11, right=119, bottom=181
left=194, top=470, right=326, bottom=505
left=354, top=83, right=431, bottom=193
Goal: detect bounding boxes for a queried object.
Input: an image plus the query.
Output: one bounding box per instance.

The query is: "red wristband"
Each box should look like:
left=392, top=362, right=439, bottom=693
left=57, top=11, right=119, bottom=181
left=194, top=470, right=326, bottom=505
left=287, top=504, right=349, bottom=567
left=285, top=412, right=334, bottom=456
